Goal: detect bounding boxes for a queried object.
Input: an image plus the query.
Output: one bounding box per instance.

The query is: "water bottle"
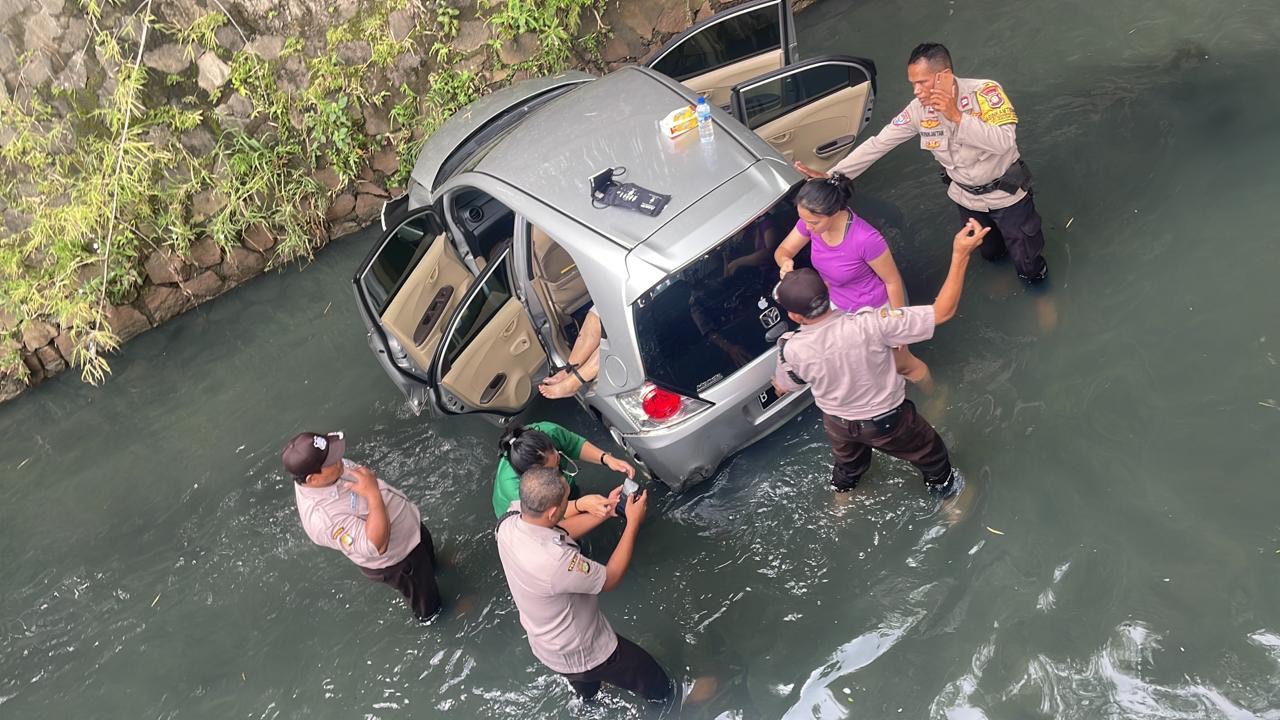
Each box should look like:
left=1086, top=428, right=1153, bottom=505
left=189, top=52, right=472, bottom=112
left=696, top=96, right=714, bottom=143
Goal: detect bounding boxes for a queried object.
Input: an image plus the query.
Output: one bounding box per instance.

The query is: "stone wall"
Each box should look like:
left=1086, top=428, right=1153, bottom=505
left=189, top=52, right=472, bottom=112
left=0, top=0, right=803, bottom=405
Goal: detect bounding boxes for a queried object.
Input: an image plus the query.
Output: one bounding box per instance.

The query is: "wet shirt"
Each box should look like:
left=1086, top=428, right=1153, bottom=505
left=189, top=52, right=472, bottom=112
left=829, top=77, right=1025, bottom=212
left=492, top=421, right=587, bottom=517
left=294, top=459, right=422, bottom=570
left=774, top=307, right=936, bottom=420
left=495, top=505, right=618, bottom=674
left=797, top=209, right=890, bottom=312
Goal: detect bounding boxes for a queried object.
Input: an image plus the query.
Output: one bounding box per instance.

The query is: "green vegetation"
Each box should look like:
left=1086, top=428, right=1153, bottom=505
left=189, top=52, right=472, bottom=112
left=0, top=0, right=608, bottom=387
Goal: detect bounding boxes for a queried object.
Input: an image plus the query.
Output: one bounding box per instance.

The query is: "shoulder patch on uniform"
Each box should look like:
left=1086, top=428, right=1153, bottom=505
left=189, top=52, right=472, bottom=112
left=566, top=553, right=591, bottom=574
left=976, top=82, right=1018, bottom=126
left=892, top=110, right=910, bottom=126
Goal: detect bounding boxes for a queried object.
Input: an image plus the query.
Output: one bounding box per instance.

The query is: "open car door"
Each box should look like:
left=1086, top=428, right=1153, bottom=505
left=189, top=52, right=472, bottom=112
left=354, top=207, right=475, bottom=415
left=729, top=55, right=877, bottom=173
left=644, top=0, right=796, bottom=108
left=428, top=247, right=544, bottom=416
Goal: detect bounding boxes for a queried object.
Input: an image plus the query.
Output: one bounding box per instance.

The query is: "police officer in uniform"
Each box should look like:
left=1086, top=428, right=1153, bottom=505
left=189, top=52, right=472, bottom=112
left=283, top=431, right=442, bottom=621
left=772, top=220, right=990, bottom=494
left=797, top=43, right=1049, bottom=284
left=495, top=466, right=672, bottom=704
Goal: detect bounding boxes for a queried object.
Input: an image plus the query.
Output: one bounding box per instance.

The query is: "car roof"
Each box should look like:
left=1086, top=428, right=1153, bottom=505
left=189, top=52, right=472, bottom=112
left=409, top=71, right=594, bottom=196
left=469, top=66, right=762, bottom=249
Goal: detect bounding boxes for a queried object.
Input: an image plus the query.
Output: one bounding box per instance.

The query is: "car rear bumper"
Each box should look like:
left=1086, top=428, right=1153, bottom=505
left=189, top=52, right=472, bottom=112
left=615, top=378, right=812, bottom=492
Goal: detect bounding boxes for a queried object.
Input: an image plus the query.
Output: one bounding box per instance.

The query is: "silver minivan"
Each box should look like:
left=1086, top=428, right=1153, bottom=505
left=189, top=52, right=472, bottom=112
left=352, top=0, right=879, bottom=490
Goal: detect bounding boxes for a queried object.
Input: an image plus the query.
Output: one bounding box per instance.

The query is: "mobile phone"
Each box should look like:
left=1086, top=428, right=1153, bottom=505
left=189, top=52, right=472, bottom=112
left=615, top=478, right=641, bottom=516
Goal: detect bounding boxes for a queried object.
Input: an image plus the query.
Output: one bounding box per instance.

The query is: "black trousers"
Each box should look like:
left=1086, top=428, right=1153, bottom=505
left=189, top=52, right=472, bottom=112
left=822, top=400, right=952, bottom=491
left=358, top=523, right=441, bottom=621
left=955, top=191, right=1048, bottom=282
left=560, top=635, right=672, bottom=703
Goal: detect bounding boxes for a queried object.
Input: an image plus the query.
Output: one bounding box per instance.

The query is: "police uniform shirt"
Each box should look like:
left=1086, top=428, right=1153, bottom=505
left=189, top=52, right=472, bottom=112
left=495, top=503, right=618, bottom=674
left=774, top=306, right=936, bottom=420
left=830, top=77, right=1024, bottom=212
left=294, top=459, right=422, bottom=570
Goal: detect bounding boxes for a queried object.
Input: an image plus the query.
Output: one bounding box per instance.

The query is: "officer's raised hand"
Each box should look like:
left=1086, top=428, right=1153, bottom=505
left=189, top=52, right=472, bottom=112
left=624, top=489, right=649, bottom=525
left=927, top=70, right=961, bottom=122
left=953, top=219, right=990, bottom=255
left=348, top=465, right=381, bottom=499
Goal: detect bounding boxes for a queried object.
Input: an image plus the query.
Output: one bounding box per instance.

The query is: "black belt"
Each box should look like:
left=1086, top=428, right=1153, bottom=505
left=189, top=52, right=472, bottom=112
left=943, top=159, right=1031, bottom=195
left=837, top=402, right=905, bottom=434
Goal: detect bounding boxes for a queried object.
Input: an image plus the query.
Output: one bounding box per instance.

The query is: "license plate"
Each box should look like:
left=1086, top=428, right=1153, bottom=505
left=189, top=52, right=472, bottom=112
left=758, top=385, right=780, bottom=410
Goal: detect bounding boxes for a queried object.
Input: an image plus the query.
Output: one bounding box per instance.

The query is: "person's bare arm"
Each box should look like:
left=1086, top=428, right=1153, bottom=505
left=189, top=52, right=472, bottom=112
left=866, top=249, right=908, bottom=309
left=806, top=109, right=919, bottom=179
left=560, top=511, right=609, bottom=540
left=603, top=490, right=648, bottom=591
left=578, top=440, right=635, bottom=479
left=932, top=220, right=989, bottom=325
left=350, top=466, right=390, bottom=555
left=774, top=227, right=810, bottom=277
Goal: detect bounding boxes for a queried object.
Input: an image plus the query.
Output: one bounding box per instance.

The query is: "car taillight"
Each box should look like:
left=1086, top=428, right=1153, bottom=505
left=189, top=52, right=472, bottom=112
left=641, top=385, right=681, bottom=421
left=618, top=381, right=712, bottom=431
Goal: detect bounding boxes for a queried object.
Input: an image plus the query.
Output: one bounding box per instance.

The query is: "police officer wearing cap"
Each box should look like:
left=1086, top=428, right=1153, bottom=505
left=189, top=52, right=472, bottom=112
left=772, top=220, right=990, bottom=494
left=797, top=43, right=1049, bottom=284
left=282, top=431, right=442, bottom=621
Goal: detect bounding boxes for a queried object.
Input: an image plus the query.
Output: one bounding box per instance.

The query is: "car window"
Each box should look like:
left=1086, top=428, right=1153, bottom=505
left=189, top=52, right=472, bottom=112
left=650, top=4, right=781, bottom=82
left=440, top=252, right=514, bottom=376
left=632, top=191, right=800, bottom=396
left=740, top=62, right=863, bottom=129
left=363, top=212, right=438, bottom=313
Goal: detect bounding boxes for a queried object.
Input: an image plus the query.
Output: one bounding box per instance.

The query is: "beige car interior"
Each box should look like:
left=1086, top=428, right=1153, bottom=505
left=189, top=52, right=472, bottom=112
left=380, top=233, right=473, bottom=371
left=439, top=294, right=543, bottom=414
left=682, top=48, right=785, bottom=109
left=751, top=79, right=870, bottom=173
left=529, top=224, right=592, bottom=359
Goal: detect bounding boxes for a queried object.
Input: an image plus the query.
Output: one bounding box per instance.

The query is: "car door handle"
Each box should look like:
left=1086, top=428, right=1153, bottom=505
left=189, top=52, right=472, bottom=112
left=768, top=131, right=792, bottom=144
left=413, top=286, right=454, bottom=345
left=815, top=135, right=856, bottom=158
left=479, top=373, right=507, bottom=404
left=509, top=336, right=529, bottom=355
left=500, top=317, right=518, bottom=337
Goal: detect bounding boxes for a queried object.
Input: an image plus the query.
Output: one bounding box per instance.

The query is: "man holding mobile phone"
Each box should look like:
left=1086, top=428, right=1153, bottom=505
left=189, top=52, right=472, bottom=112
left=797, top=43, right=1049, bottom=285
left=283, top=431, right=442, bottom=621
left=496, top=466, right=672, bottom=704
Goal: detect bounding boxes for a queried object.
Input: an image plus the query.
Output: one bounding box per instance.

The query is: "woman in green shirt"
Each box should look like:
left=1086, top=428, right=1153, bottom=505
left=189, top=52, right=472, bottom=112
left=492, top=421, right=635, bottom=518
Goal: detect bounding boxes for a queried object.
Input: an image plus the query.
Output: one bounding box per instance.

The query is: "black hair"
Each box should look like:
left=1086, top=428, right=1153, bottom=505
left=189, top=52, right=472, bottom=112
left=795, top=173, right=853, bottom=217
left=498, top=425, right=557, bottom=475
left=908, top=42, right=952, bottom=71
left=519, top=466, right=567, bottom=514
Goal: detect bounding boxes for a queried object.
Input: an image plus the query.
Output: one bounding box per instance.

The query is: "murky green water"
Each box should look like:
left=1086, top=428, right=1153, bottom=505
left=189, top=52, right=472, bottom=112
left=4, top=0, right=1280, bottom=717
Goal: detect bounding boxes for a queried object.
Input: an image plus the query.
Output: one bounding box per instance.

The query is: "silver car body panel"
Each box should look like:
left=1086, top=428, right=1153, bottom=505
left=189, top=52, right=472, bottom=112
left=408, top=71, right=594, bottom=202
left=470, top=66, right=762, bottom=250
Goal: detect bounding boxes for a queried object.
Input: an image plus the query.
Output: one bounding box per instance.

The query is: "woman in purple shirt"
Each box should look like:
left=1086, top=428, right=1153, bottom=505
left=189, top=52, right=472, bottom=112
left=774, top=176, right=931, bottom=388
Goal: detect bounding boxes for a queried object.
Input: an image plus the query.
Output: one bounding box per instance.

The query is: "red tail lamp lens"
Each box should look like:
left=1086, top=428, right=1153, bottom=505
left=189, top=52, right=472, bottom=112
left=641, top=386, right=682, bottom=421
